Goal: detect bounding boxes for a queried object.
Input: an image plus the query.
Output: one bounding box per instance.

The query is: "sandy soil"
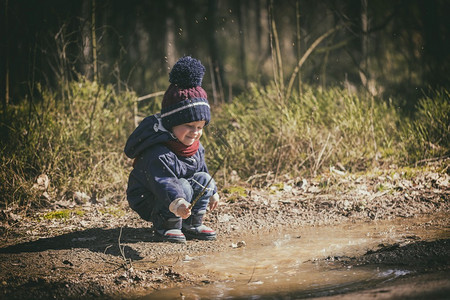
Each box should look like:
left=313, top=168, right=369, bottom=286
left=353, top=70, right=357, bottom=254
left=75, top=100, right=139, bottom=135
left=0, top=163, right=449, bottom=299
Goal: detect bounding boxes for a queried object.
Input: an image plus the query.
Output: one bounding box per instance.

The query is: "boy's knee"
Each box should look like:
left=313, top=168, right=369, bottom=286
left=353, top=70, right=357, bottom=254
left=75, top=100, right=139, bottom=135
left=195, top=171, right=210, bottom=181
left=193, top=173, right=215, bottom=201
left=194, top=172, right=215, bottom=188
left=179, top=178, right=193, bottom=200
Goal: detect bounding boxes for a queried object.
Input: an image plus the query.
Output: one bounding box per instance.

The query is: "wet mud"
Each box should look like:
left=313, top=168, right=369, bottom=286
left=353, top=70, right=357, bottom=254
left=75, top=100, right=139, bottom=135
left=143, top=214, right=450, bottom=299
left=0, top=166, right=449, bottom=299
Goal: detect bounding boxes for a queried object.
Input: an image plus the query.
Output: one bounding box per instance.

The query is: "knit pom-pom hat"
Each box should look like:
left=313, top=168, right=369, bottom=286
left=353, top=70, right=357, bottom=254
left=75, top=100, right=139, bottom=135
left=161, top=56, right=211, bottom=130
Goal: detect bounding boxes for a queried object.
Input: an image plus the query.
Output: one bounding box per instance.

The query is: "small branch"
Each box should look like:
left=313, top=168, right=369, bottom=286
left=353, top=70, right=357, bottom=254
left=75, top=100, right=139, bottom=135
left=118, top=227, right=133, bottom=270
left=136, top=91, right=165, bottom=102
left=190, top=151, right=229, bottom=208
left=368, top=190, right=389, bottom=202
left=246, top=172, right=269, bottom=183
left=285, top=25, right=342, bottom=100
left=315, top=37, right=355, bottom=54
left=415, top=154, right=450, bottom=167
left=247, top=260, right=257, bottom=283
left=134, top=91, right=165, bottom=127
left=104, top=244, right=112, bottom=254
left=271, top=7, right=284, bottom=94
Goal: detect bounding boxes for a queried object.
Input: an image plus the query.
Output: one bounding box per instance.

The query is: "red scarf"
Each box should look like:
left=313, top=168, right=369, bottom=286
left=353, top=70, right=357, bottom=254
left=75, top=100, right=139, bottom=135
left=165, top=140, right=199, bottom=157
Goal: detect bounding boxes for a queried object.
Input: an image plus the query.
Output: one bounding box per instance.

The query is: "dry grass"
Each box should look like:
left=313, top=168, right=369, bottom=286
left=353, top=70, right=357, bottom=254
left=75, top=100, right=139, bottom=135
left=1, top=79, right=448, bottom=208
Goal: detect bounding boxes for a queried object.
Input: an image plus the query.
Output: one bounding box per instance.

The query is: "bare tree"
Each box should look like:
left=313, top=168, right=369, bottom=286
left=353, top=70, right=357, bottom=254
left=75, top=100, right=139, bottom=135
left=165, top=0, right=176, bottom=68
left=81, top=0, right=93, bottom=80
left=91, top=0, right=98, bottom=82
left=236, top=0, right=248, bottom=88
left=360, top=0, right=372, bottom=95
left=3, top=0, right=9, bottom=114
left=207, top=0, right=225, bottom=103
left=295, top=0, right=302, bottom=96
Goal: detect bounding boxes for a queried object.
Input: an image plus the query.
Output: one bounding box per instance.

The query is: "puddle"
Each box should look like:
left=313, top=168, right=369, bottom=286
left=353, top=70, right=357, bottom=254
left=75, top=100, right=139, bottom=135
left=142, top=214, right=449, bottom=299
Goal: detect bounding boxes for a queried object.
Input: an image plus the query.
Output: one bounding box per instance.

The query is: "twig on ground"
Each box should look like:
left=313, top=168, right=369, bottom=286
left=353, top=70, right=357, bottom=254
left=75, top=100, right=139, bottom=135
left=104, top=244, right=112, bottom=254
left=414, top=154, right=449, bottom=167
left=368, top=190, right=390, bottom=202
left=247, top=260, right=258, bottom=284
left=118, top=227, right=133, bottom=270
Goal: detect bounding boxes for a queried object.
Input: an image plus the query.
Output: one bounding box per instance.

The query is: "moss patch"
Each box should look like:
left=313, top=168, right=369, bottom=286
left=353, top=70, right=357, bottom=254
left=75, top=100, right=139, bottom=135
left=222, top=186, right=248, bottom=203
left=43, top=210, right=71, bottom=220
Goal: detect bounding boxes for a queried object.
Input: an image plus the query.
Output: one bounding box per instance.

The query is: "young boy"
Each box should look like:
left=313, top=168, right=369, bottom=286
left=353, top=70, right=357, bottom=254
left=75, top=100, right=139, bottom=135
left=124, top=56, right=219, bottom=243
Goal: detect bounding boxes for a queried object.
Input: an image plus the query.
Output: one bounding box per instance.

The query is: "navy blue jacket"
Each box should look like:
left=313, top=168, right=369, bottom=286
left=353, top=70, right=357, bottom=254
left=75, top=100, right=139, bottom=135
left=124, top=114, right=215, bottom=217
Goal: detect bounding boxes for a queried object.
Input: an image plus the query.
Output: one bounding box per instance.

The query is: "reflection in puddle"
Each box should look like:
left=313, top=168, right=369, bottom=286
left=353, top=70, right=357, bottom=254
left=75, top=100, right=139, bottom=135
left=143, top=214, right=449, bottom=299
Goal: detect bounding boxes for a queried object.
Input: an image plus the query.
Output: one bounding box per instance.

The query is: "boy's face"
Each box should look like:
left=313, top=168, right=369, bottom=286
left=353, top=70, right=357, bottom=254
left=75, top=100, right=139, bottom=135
left=172, top=120, right=206, bottom=146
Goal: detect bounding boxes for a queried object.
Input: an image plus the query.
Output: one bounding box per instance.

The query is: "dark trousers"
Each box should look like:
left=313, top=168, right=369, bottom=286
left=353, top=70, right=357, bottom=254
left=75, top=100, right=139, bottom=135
left=129, top=172, right=216, bottom=229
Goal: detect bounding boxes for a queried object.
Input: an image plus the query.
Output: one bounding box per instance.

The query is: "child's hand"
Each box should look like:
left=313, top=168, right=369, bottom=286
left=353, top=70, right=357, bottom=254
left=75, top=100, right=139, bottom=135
left=208, top=193, right=220, bottom=211
left=169, top=198, right=192, bottom=219
left=177, top=202, right=191, bottom=219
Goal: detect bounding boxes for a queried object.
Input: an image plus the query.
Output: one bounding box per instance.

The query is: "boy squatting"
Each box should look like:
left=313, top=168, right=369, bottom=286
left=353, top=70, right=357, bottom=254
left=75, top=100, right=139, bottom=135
left=124, top=56, right=220, bottom=243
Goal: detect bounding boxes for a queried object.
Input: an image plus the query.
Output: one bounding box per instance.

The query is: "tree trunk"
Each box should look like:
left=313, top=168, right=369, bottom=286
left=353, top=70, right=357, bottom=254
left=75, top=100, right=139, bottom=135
left=81, top=0, right=92, bottom=80
left=91, top=0, right=98, bottom=82
left=4, top=0, right=9, bottom=112
left=207, top=0, right=225, bottom=103
left=360, top=0, right=369, bottom=91
left=165, top=0, right=176, bottom=68
left=296, top=0, right=302, bottom=96
left=237, top=0, right=248, bottom=88
left=419, top=1, right=445, bottom=86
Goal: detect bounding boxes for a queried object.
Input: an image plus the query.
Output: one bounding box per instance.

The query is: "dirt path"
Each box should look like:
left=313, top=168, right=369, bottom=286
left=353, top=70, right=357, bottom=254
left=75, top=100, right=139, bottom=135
left=0, top=165, right=449, bottom=299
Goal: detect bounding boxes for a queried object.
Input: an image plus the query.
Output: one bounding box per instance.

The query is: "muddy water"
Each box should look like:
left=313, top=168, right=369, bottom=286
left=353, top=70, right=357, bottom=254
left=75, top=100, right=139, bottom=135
left=143, top=214, right=449, bottom=299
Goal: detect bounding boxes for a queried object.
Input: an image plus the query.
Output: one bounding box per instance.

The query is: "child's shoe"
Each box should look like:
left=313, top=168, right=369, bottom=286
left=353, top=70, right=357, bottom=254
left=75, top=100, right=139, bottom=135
left=182, top=210, right=216, bottom=241
left=156, top=217, right=186, bottom=243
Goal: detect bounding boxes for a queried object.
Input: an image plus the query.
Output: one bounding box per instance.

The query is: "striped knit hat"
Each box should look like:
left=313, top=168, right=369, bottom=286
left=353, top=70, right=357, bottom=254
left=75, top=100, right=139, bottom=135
left=161, top=56, right=211, bottom=130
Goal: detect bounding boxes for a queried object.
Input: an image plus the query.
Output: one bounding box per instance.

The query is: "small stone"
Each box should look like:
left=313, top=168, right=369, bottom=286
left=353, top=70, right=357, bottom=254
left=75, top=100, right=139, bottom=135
left=237, top=241, right=246, bottom=248
left=183, top=255, right=193, bottom=262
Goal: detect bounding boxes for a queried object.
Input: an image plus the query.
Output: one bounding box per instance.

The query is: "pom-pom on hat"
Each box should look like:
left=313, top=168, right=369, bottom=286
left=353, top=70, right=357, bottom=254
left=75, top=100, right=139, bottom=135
left=161, top=56, right=211, bottom=130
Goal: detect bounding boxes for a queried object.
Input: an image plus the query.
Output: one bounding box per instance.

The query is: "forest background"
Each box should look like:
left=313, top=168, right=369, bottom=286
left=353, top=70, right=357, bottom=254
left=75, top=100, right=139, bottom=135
left=0, top=0, right=448, bottom=208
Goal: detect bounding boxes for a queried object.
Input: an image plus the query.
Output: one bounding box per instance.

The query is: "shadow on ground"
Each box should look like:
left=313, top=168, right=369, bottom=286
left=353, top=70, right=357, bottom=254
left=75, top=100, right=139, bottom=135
left=0, top=227, right=160, bottom=260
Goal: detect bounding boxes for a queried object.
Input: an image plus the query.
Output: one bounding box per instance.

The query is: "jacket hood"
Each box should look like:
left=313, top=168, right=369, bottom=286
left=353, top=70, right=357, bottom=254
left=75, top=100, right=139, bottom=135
left=124, top=114, right=174, bottom=159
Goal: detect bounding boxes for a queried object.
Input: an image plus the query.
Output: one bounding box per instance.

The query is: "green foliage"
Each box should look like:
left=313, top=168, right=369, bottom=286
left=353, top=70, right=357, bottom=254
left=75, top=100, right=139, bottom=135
left=0, top=79, right=135, bottom=207
left=41, top=209, right=85, bottom=220
left=205, top=84, right=404, bottom=183
left=401, top=89, right=450, bottom=162
left=1, top=77, right=447, bottom=208
left=222, top=186, right=248, bottom=197
left=42, top=210, right=71, bottom=220
left=206, top=84, right=449, bottom=185
left=99, top=207, right=126, bottom=217
left=222, top=186, right=248, bottom=203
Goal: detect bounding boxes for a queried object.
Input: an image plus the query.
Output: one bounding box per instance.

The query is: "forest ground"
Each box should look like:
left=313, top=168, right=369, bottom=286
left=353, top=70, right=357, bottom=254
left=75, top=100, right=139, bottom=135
left=0, top=161, right=449, bottom=299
